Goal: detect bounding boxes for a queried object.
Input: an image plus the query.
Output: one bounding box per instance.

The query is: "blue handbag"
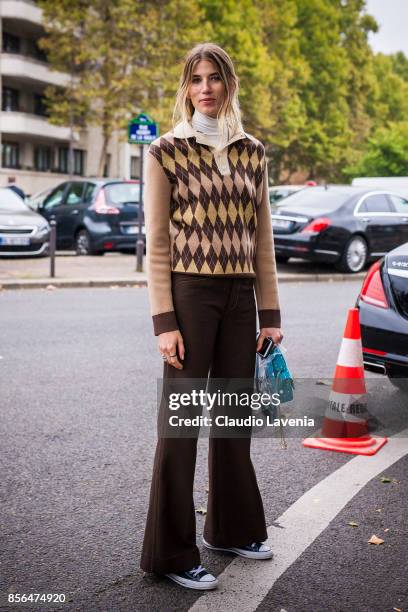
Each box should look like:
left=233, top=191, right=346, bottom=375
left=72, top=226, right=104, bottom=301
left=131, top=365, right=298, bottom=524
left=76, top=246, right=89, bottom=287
left=255, top=344, right=295, bottom=418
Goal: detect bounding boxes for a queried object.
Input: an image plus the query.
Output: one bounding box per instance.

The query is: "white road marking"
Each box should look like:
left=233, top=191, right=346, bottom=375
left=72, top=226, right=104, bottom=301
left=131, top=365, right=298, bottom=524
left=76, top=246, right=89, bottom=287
left=190, top=430, right=408, bottom=611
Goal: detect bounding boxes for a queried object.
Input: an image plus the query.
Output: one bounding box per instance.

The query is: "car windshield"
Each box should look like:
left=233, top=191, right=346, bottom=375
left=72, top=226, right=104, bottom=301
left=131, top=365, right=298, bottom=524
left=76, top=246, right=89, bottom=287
left=0, top=188, right=29, bottom=211
left=278, top=189, right=351, bottom=210
left=105, top=182, right=140, bottom=205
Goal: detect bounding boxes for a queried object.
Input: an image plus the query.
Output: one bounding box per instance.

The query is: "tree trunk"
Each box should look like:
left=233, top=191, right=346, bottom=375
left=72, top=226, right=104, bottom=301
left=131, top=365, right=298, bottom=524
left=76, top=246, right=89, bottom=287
left=98, top=133, right=110, bottom=177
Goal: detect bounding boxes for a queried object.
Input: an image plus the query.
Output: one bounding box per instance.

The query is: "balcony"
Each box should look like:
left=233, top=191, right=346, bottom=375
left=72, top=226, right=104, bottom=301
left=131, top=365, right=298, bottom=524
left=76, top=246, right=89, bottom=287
left=0, top=1, right=42, bottom=26
left=1, top=53, right=69, bottom=88
left=1, top=111, right=79, bottom=142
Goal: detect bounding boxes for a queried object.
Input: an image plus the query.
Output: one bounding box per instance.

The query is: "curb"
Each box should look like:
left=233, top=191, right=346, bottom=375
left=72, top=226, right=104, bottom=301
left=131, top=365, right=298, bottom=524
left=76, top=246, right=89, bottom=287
left=0, top=273, right=365, bottom=291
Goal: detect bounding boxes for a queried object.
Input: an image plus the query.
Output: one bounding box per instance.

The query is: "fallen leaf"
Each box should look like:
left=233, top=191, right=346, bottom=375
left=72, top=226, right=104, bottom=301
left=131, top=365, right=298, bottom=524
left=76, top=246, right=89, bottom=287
left=348, top=521, right=358, bottom=527
left=368, top=535, right=384, bottom=545
left=393, top=607, right=401, bottom=611
left=46, top=284, right=56, bottom=290
left=196, top=507, right=207, bottom=515
left=380, top=476, right=392, bottom=483
left=376, top=508, right=382, bottom=512
left=384, top=528, right=390, bottom=533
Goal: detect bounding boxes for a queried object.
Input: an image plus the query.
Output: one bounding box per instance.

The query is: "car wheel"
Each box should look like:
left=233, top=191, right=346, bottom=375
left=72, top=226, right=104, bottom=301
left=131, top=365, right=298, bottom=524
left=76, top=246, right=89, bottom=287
left=75, top=229, right=98, bottom=256
left=335, top=235, right=368, bottom=273
left=276, top=255, right=290, bottom=264
left=387, top=375, right=408, bottom=394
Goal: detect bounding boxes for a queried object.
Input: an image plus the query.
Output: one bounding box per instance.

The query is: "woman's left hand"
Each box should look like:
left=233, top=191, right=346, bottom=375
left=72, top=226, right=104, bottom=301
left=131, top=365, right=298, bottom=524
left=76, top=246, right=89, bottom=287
left=257, top=327, right=283, bottom=351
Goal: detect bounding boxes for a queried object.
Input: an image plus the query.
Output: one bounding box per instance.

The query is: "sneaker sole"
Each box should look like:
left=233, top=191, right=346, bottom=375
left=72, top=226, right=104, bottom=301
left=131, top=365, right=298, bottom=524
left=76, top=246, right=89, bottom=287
left=202, top=537, right=273, bottom=560
left=165, top=572, right=219, bottom=590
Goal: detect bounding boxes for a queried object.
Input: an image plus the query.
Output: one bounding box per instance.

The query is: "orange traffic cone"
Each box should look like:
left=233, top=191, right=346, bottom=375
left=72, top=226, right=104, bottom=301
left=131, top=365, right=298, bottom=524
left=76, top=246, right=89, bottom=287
left=302, top=308, right=387, bottom=455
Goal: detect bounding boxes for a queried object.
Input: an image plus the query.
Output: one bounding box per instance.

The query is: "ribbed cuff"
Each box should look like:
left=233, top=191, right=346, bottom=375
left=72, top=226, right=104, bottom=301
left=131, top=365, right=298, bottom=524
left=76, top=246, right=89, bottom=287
left=152, top=311, right=179, bottom=336
left=258, top=309, right=281, bottom=329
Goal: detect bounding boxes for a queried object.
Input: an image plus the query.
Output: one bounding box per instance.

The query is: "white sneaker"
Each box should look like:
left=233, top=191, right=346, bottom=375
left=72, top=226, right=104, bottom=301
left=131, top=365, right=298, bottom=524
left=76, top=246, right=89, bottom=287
left=202, top=536, right=273, bottom=559
left=165, top=564, right=219, bottom=590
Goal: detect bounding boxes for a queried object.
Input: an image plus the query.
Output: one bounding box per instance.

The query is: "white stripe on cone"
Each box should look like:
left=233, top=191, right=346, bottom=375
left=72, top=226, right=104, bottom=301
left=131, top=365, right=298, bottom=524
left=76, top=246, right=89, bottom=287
left=327, top=390, right=368, bottom=423
left=336, top=337, right=364, bottom=368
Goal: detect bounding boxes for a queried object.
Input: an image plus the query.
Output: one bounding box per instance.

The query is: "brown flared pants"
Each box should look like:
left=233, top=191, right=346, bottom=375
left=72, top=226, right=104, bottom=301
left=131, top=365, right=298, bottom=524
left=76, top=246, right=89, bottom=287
left=140, top=273, right=268, bottom=574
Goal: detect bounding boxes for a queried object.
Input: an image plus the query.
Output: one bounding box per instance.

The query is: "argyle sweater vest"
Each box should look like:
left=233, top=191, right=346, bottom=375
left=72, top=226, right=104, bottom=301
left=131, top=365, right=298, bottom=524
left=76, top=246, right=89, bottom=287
left=148, top=135, right=264, bottom=275
left=144, top=127, right=281, bottom=336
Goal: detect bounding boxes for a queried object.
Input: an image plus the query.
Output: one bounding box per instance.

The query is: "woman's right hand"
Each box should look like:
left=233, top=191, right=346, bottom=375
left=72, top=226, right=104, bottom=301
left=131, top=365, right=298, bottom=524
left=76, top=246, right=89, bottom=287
left=158, top=330, right=185, bottom=370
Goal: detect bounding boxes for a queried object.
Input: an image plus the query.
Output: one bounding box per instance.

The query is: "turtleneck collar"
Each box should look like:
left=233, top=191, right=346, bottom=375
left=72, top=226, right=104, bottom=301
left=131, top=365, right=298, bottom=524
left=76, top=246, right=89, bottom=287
left=191, top=109, right=220, bottom=136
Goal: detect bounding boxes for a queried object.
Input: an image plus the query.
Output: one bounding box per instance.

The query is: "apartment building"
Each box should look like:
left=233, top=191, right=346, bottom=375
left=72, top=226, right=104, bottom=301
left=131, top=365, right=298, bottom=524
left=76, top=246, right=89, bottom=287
left=0, top=0, right=141, bottom=196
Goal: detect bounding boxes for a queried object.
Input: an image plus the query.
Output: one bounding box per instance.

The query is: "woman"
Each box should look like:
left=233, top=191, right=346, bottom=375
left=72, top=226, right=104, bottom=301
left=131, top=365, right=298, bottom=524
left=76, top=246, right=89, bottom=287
left=140, top=42, right=283, bottom=591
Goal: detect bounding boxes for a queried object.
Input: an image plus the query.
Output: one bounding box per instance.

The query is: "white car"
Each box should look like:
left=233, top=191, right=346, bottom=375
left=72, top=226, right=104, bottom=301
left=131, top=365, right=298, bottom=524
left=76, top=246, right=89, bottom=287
left=351, top=177, right=408, bottom=198
left=0, top=188, right=50, bottom=257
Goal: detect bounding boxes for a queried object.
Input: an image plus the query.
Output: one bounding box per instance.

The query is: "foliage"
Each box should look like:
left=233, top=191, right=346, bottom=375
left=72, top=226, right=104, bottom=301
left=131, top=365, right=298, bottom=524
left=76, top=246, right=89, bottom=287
left=344, top=122, right=408, bottom=178
left=38, top=0, right=408, bottom=182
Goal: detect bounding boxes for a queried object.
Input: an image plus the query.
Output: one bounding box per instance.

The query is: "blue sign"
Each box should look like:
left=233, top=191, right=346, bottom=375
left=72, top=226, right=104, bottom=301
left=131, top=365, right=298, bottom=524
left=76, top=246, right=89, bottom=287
left=128, top=113, right=159, bottom=144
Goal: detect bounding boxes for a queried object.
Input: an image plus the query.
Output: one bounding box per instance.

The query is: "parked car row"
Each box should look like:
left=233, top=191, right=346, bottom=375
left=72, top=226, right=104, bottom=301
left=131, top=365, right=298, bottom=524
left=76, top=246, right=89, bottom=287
left=0, top=179, right=145, bottom=257
left=2, top=176, right=408, bottom=277
left=270, top=185, right=408, bottom=272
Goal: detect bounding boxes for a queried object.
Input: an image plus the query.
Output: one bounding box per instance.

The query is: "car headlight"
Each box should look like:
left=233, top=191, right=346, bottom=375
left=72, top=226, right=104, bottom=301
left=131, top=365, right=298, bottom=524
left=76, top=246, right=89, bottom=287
left=37, top=222, right=50, bottom=235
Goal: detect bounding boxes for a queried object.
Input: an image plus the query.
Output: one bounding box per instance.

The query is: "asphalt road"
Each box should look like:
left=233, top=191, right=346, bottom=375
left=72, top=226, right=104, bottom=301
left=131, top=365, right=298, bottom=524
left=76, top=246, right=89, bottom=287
left=0, top=281, right=406, bottom=611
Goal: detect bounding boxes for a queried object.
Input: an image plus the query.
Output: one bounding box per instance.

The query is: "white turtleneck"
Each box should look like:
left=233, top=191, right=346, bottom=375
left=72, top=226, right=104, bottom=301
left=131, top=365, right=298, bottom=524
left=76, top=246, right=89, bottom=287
left=191, top=109, right=228, bottom=149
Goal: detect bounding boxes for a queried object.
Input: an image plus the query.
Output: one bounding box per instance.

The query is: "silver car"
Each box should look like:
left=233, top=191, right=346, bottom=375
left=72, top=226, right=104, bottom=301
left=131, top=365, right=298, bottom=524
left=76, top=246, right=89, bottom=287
left=0, top=188, right=50, bottom=257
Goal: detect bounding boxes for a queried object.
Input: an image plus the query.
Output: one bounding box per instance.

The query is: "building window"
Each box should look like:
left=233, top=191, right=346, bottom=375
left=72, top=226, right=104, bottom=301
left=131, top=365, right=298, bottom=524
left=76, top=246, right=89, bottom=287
left=34, top=145, right=52, bottom=171
left=57, top=147, right=85, bottom=175
left=73, top=149, right=85, bottom=175
left=34, top=93, right=48, bottom=117
left=58, top=147, right=69, bottom=174
left=2, top=87, right=20, bottom=112
left=2, top=32, right=20, bottom=54
left=130, top=155, right=140, bottom=180
left=1, top=142, right=20, bottom=169
left=103, top=153, right=111, bottom=178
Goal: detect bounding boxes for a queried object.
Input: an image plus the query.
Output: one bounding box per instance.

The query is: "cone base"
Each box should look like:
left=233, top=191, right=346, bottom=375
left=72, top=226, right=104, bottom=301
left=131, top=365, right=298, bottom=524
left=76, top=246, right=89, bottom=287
left=302, top=434, right=388, bottom=456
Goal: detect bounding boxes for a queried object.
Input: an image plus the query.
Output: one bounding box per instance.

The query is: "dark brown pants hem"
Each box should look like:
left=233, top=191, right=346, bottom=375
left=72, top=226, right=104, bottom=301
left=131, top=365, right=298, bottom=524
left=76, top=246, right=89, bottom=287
left=140, top=548, right=201, bottom=575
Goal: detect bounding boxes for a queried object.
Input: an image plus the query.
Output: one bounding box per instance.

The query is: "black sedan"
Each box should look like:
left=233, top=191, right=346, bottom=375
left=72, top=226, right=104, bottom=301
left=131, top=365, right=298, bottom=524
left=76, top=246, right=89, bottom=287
left=38, top=179, right=145, bottom=255
left=0, top=188, right=50, bottom=256
left=356, top=242, right=408, bottom=392
left=271, top=186, right=408, bottom=272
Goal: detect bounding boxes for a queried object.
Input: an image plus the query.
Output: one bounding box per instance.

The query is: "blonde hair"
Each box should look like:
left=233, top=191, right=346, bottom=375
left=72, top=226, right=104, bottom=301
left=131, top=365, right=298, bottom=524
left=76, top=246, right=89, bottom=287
left=172, top=43, right=243, bottom=142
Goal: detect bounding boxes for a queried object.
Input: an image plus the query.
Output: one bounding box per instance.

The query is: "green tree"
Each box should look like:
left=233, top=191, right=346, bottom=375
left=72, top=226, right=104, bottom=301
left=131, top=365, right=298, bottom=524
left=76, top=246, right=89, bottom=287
left=38, top=0, right=206, bottom=175
left=198, top=0, right=275, bottom=135
left=370, top=53, right=408, bottom=127
left=255, top=0, right=310, bottom=182
left=280, top=0, right=379, bottom=180
left=344, top=121, right=408, bottom=177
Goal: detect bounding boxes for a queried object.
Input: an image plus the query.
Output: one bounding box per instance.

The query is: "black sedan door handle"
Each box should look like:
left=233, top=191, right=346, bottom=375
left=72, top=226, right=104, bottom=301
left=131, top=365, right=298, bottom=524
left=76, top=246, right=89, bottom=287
left=71, top=209, right=80, bottom=215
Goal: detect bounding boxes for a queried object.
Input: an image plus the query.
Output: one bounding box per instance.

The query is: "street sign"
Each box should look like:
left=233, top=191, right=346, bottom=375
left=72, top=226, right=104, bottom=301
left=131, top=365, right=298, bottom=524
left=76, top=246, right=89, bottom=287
left=127, top=112, right=159, bottom=272
left=128, top=113, right=159, bottom=145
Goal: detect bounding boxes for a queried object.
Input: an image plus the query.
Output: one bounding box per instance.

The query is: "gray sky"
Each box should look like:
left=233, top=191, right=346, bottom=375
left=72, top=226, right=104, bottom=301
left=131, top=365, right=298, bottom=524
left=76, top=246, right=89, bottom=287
left=365, top=0, right=408, bottom=56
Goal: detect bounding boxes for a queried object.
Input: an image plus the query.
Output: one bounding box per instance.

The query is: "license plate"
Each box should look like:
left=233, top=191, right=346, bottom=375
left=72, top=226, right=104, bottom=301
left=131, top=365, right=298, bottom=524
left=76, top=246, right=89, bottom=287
left=0, top=235, right=30, bottom=246
left=272, top=219, right=292, bottom=229
left=124, top=225, right=145, bottom=234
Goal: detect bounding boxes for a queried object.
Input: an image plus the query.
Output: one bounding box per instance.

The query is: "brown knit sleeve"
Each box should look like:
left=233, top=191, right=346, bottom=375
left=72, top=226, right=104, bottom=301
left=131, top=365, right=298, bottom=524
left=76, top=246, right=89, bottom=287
left=254, top=159, right=281, bottom=328
left=144, top=146, right=179, bottom=336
